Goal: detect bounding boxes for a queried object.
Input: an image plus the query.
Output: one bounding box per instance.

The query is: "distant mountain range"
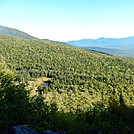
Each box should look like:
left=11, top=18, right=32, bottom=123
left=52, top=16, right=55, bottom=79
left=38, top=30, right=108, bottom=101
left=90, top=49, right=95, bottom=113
left=67, top=37, right=134, bottom=57
left=0, top=25, right=34, bottom=38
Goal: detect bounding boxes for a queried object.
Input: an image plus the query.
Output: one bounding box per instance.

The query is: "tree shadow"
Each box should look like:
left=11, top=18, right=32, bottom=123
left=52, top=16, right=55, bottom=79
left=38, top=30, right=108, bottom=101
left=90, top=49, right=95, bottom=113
left=0, top=71, right=134, bottom=133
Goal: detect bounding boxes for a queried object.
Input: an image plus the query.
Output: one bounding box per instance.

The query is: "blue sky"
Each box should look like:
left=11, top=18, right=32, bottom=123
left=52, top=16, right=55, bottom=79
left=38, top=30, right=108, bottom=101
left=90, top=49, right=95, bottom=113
left=0, top=0, right=134, bottom=41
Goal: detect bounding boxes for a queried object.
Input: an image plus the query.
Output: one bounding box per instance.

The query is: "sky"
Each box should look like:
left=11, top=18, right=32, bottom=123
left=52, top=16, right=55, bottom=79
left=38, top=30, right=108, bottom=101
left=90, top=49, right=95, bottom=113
left=0, top=0, right=134, bottom=41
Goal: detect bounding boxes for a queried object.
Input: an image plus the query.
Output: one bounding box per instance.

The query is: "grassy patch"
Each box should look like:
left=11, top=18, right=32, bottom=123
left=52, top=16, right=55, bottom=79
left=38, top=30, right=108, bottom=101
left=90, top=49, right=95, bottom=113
left=28, top=77, right=51, bottom=88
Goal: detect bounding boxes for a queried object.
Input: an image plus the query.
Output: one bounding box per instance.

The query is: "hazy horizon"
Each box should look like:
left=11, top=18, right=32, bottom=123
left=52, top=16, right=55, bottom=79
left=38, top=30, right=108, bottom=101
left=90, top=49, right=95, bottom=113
left=0, top=0, right=134, bottom=41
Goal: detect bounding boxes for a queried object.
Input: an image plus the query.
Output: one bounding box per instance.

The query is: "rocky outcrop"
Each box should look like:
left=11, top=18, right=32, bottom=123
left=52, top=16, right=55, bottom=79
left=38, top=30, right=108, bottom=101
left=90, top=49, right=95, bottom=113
left=10, top=126, right=101, bottom=134
left=12, top=126, right=38, bottom=134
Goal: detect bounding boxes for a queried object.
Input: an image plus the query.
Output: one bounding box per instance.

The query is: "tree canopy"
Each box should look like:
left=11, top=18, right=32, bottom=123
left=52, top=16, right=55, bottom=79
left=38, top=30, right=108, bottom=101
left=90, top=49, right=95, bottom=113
left=0, top=35, right=134, bottom=133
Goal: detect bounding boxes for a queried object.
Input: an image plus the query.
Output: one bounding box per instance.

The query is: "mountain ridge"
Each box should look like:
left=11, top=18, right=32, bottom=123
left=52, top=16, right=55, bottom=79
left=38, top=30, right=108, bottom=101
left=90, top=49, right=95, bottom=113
left=0, top=25, right=34, bottom=38
left=66, top=36, right=134, bottom=57
left=1, top=25, right=134, bottom=57
left=67, top=36, right=134, bottom=49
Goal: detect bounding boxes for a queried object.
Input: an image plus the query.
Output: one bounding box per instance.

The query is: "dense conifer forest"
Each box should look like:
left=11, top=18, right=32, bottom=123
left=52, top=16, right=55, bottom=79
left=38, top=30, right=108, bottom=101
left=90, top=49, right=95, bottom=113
left=0, top=34, right=134, bottom=133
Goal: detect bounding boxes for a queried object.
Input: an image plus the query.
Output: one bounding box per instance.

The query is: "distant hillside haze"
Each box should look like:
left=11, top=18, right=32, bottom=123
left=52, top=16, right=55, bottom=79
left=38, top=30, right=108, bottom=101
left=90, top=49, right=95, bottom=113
left=85, top=47, right=134, bottom=57
left=66, top=37, right=134, bottom=57
left=0, top=25, right=34, bottom=38
left=67, top=37, right=134, bottom=49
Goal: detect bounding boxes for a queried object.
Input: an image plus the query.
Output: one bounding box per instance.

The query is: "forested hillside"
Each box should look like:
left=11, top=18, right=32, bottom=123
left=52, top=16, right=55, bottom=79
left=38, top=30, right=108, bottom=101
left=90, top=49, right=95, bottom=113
left=0, top=34, right=134, bottom=133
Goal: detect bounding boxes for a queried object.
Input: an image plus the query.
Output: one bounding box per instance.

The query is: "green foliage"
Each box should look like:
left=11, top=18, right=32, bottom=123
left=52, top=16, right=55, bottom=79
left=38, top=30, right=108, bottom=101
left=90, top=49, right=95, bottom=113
left=0, top=35, right=134, bottom=107
left=0, top=72, right=55, bottom=131
left=0, top=70, right=134, bottom=133
left=0, top=71, right=30, bottom=126
left=0, top=35, right=134, bottom=133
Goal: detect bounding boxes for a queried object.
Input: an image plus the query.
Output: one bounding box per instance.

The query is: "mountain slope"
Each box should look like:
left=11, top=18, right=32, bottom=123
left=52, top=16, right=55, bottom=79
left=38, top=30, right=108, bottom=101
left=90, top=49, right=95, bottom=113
left=0, top=25, right=34, bottom=38
left=0, top=34, right=134, bottom=107
left=0, top=34, right=134, bottom=132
